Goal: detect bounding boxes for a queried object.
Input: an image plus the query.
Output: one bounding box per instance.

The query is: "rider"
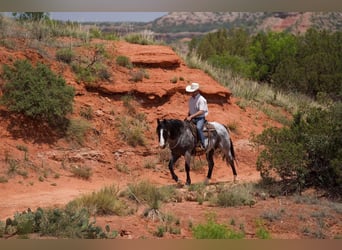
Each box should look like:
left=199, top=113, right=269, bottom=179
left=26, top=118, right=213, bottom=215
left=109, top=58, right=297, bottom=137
left=185, top=82, right=209, bottom=150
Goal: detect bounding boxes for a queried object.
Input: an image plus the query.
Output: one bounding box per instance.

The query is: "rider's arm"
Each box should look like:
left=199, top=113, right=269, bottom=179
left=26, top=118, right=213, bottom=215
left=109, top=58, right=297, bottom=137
left=187, top=110, right=205, bottom=120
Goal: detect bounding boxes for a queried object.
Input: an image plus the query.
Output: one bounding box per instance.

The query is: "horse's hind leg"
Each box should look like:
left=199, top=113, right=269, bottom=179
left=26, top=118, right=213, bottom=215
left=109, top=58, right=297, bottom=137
left=227, top=157, right=237, bottom=183
left=222, top=145, right=237, bottom=182
left=185, top=152, right=192, bottom=185
left=205, top=149, right=215, bottom=185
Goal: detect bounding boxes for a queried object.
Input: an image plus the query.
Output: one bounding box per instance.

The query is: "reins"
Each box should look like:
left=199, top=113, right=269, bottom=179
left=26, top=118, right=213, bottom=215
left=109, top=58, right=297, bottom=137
left=168, top=137, right=181, bottom=150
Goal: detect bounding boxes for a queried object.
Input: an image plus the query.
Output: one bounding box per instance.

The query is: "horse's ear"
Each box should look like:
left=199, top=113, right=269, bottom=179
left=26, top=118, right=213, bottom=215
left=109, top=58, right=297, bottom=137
left=157, top=118, right=160, bottom=125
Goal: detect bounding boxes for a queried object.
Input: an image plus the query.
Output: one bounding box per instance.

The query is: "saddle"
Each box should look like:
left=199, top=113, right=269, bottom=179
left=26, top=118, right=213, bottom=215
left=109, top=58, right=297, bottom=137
left=187, top=120, right=217, bottom=155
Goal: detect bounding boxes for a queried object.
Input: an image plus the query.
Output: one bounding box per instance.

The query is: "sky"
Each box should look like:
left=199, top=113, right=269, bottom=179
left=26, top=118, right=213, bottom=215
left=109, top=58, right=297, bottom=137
left=49, top=12, right=168, bottom=22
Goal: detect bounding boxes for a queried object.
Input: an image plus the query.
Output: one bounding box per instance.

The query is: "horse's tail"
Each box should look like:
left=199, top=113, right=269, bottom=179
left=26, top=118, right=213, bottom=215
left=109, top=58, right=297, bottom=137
left=230, top=138, right=235, bottom=159
left=230, top=137, right=239, bottom=168
left=221, top=124, right=239, bottom=169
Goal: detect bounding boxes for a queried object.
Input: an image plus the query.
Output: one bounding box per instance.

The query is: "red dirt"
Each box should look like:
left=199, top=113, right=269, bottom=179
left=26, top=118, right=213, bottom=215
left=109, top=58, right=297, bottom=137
left=0, top=38, right=340, bottom=239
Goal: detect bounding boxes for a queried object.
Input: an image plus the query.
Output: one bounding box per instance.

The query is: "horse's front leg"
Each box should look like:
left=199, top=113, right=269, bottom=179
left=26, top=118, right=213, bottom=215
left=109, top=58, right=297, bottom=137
left=168, top=155, right=180, bottom=183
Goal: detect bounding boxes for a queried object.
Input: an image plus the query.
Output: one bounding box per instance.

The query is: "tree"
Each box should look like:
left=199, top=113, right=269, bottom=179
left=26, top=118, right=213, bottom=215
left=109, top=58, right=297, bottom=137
left=1, top=60, right=74, bottom=126
left=12, top=12, right=50, bottom=21
left=248, top=32, right=298, bottom=83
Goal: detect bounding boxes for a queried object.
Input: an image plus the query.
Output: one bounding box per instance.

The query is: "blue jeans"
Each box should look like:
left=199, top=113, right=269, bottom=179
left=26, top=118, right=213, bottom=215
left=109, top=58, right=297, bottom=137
left=193, top=117, right=206, bottom=147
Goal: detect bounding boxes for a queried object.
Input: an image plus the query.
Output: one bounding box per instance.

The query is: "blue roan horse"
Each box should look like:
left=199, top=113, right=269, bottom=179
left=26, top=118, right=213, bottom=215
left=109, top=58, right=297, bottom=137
left=156, top=119, right=237, bottom=185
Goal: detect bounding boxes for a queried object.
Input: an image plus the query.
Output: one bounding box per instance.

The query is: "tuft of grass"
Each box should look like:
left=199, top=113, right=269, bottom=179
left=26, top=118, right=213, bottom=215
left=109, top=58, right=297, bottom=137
left=115, top=163, right=130, bottom=174
left=70, top=165, right=92, bottom=180
left=157, top=147, right=171, bottom=166
left=0, top=176, right=8, bottom=183
left=79, top=106, right=94, bottom=120
left=129, top=69, right=144, bottom=82
left=66, top=118, right=92, bottom=146
left=16, top=145, right=29, bottom=161
left=116, top=55, right=133, bottom=69
left=227, top=121, right=239, bottom=134
left=56, top=48, right=74, bottom=64
left=124, top=180, right=177, bottom=209
left=255, top=219, right=271, bottom=239
left=118, top=115, right=147, bottom=147
left=261, top=209, right=284, bottom=222
left=124, top=31, right=156, bottom=45
left=170, top=76, right=178, bottom=83
left=213, top=183, right=255, bottom=207
left=67, top=185, right=129, bottom=216
left=143, top=157, right=157, bottom=170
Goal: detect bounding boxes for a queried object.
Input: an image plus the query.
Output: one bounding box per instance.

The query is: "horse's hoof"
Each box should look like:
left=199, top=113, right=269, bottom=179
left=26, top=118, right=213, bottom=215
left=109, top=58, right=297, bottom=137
left=204, top=178, right=210, bottom=185
left=233, top=176, right=238, bottom=183
left=176, top=180, right=184, bottom=188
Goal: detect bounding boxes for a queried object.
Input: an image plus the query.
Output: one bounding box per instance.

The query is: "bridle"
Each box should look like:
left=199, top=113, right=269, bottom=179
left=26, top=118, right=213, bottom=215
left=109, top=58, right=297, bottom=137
left=160, top=126, right=181, bottom=150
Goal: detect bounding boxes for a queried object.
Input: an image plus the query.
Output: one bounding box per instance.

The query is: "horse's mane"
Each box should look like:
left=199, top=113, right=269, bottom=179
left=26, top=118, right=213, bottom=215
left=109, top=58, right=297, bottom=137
left=165, top=119, right=184, bottom=135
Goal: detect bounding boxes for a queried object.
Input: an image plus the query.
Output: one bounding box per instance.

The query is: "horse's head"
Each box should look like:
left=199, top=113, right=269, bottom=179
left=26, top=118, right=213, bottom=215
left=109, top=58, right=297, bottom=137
left=156, top=119, right=169, bottom=149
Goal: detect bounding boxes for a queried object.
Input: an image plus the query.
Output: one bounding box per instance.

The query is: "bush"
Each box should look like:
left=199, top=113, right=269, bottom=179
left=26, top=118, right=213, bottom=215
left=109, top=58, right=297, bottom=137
left=253, top=103, right=342, bottom=197
left=2, top=207, right=114, bottom=238
left=1, top=60, right=74, bottom=126
left=192, top=213, right=244, bottom=239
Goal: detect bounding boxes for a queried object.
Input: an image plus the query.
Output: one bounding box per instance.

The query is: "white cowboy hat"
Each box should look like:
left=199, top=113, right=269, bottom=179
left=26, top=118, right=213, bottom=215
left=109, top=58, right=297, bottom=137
left=185, top=82, right=200, bottom=93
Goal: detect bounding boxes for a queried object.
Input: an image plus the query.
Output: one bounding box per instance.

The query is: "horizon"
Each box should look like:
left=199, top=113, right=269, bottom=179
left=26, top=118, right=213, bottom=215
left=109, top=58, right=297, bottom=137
left=49, top=12, right=168, bottom=22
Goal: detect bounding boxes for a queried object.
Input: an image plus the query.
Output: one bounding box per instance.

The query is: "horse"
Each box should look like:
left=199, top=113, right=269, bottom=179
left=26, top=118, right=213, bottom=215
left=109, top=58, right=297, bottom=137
left=156, top=118, right=237, bottom=186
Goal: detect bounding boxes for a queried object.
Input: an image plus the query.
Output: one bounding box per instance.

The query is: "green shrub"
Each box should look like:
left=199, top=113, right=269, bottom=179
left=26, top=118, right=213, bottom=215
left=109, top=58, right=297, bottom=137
left=255, top=219, right=271, bottom=239
left=69, top=44, right=110, bottom=85
left=72, top=62, right=110, bottom=85
left=56, top=48, right=74, bottom=64
left=3, top=207, right=114, bottom=238
left=1, top=60, right=74, bottom=126
left=116, top=55, right=133, bottom=69
left=192, top=213, right=244, bottom=239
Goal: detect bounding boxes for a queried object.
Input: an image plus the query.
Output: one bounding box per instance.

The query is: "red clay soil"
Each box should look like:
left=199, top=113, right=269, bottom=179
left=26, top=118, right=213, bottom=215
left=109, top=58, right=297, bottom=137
left=0, top=38, right=340, bottom=239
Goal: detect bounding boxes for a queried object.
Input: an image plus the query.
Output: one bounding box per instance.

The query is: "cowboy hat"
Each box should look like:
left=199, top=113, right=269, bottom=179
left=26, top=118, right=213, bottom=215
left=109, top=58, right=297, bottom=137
left=185, top=82, right=200, bottom=93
